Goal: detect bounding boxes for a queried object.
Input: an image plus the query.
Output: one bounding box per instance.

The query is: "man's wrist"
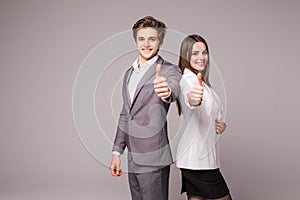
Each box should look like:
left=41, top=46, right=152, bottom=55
left=112, top=151, right=121, bottom=156
left=162, top=86, right=171, bottom=101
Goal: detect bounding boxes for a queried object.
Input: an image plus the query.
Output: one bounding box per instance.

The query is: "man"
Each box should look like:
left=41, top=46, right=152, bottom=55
left=110, top=16, right=181, bottom=200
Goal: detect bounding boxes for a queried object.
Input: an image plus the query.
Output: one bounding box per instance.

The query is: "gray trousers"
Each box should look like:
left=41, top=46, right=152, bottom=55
left=128, top=165, right=170, bottom=200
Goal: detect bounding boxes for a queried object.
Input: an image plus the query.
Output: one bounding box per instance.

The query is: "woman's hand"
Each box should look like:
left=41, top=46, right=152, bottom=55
left=187, top=73, right=204, bottom=106
left=215, top=119, right=227, bottom=134
left=187, top=85, right=204, bottom=106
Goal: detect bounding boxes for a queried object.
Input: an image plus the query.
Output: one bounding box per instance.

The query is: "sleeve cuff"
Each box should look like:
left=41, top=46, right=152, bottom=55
left=112, top=151, right=121, bottom=156
left=161, top=86, right=172, bottom=103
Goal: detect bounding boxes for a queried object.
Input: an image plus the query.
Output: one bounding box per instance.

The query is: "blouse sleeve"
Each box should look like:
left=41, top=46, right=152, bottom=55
left=180, top=73, right=198, bottom=109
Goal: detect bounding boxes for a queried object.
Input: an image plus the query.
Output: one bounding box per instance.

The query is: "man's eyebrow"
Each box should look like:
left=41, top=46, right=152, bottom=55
left=137, top=36, right=157, bottom=40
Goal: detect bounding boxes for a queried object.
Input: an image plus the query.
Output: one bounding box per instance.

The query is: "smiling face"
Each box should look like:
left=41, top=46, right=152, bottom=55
left=190, top=41, right=209, bottom=72
left=135, top=27, right=161, bottom=64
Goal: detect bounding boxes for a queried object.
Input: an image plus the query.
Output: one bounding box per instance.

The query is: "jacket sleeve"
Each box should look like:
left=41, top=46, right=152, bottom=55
left=163, top=63, right=182, bottom=103
left=112, top=104, right=128, bottom=154
left=112, top=72, right=129, bottom=154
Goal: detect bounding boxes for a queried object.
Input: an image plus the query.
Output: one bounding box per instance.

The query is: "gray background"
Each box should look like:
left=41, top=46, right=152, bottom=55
left=1, top=0, right=299, bottom=199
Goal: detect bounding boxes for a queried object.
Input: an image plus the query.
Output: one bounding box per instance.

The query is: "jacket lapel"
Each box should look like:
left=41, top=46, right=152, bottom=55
left=130, top=56, right=164, bottom=110
left=124, top=67, right=133, bottom=110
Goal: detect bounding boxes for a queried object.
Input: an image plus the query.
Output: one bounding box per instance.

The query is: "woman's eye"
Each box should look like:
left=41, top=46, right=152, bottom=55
left=202, top=51, right=208, bottom=55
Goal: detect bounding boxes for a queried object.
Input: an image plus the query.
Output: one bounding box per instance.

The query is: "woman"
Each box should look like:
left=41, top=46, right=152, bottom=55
left=176, top=34, right=232, bottom=200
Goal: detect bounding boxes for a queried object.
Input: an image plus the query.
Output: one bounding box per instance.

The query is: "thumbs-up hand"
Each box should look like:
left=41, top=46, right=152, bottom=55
left=187, top=73, right=204, bottom=106
left=153, top=64, right=171, bottom=98
left=156, top=63, right=162, bottom=78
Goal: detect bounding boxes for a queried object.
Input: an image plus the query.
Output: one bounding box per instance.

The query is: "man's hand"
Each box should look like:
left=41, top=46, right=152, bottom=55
left=215, top=119, right=227, bottom=134
left=187, top=73, right=204, bottom=106
left=153, top=64, right=170, bottom=98
left=110, top=155, right=122, bottom=177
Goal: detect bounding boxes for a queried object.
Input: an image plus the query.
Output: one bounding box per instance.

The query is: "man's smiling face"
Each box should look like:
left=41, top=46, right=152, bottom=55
left=135, top=27, right=161, bottom=64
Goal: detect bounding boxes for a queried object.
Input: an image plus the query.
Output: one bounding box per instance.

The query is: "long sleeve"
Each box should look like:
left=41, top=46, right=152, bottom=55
left=161, top=62, right=182, bottom=103
left=112, top=103, right=129, bottom=154
left=180, top=72, right=198, bottom=109
left=112, top=72, right=130, bottom=155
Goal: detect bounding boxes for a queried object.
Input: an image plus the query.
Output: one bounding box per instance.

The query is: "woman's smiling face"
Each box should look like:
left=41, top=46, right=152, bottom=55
left=190, top=41, right=208, bottom=72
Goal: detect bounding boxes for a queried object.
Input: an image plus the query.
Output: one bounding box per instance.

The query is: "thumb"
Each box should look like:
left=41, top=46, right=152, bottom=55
left=156, top=64, right=162, bottom=78
left=197, top=73, right=203, bottom=86
left=116, top=164, right=120, bottom=175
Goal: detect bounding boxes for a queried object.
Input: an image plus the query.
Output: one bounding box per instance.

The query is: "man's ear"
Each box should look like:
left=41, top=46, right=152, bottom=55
left=159, top=41, right=163, bottom=48
left=134, top=39, right=138, bottom=47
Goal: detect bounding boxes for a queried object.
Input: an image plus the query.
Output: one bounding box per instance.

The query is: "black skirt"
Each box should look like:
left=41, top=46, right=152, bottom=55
left=180, top=168, right=230, bottom=199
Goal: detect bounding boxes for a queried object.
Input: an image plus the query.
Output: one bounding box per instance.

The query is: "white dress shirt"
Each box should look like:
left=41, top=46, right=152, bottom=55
left=176, top=68, right=224, bottom=170
left=128, top=55, right=158, bottom=103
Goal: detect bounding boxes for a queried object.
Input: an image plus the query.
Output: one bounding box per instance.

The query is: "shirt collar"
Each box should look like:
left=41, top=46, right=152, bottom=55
left=132, top=55, right=158, bottom=70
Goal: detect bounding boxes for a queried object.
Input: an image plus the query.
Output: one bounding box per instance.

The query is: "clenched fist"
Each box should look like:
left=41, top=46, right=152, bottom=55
left=110, top=155, right=122, bottom=177
left=215, top=119, right=227, bottom=134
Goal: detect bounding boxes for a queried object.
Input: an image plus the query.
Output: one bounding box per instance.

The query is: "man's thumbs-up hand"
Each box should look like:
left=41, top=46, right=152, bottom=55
left=153, top=64, right=171, bottom=98
left=187, top=72, right=204, bottom=106
left=156, top=63, right=162, bottom=78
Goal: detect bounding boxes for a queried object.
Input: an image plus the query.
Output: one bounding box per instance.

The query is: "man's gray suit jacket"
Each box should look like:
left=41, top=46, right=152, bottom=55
left=113, top=56, right=181, bottom=172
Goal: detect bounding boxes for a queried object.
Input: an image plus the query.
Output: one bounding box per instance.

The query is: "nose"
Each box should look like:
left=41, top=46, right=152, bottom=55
left=144, top=39, right=150, bottom=47
left=198, top=53, right=204, bottom=59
